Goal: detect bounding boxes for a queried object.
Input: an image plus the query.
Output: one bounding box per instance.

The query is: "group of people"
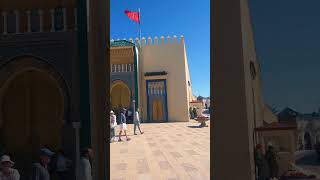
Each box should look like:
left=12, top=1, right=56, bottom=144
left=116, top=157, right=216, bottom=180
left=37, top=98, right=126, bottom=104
left=0, top=147, right=93, bottom=180
left=254, top=144, right=279, bottom=180
left=110, top=107, right=144, bottom=143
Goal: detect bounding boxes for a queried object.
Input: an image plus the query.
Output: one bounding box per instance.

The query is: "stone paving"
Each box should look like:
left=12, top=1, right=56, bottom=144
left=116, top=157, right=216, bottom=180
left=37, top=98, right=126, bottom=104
left=110, top=120, right=210, bottom=180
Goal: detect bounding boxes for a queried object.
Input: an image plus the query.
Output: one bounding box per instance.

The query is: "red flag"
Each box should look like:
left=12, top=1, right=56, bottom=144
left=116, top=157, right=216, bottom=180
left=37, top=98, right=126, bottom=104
left=124, top=10, right=140, bottom=24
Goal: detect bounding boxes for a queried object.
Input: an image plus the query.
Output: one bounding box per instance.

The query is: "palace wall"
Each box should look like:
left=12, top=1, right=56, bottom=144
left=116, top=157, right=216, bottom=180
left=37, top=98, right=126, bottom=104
left=131, top=36, right=191, bottom=122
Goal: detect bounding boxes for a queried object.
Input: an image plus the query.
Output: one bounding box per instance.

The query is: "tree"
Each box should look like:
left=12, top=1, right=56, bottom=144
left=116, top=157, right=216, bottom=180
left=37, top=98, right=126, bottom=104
left=189, top=107, right=194, bottom=119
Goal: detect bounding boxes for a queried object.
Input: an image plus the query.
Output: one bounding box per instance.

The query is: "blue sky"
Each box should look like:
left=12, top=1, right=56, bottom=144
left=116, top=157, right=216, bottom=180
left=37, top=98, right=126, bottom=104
left=249, top=0, right=320, bottom=113
left=110, top=0, right=210, bottom=97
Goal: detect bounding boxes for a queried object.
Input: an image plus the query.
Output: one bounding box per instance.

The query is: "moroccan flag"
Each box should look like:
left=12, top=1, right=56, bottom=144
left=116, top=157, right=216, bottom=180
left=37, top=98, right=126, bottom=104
left=124, top=10, right=140, bottom=24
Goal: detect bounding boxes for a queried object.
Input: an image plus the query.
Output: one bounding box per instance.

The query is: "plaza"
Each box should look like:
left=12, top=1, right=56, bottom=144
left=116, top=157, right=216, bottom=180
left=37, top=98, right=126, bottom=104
left=110, top=120, right=210, bottom=180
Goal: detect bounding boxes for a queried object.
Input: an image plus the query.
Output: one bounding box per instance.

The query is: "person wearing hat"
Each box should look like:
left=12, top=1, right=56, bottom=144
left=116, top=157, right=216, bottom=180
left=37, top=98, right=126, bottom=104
left=110, top=110, right=117, bottom=143
left=32, top=148, right=55, bottom=180
left=0, top=154, right=20, bottom=180
left=118, top=108, right=130, bottom=141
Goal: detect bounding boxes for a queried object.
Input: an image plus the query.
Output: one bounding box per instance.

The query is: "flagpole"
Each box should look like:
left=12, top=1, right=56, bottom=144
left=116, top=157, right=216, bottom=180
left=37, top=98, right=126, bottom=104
left=138, top=8, right=142, bottom=47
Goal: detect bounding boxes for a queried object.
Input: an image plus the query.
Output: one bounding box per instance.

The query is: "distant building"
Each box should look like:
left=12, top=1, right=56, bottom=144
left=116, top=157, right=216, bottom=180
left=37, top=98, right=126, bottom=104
left=189, top=100, right=204, bottom=109
left=110, top=37, right=193, bottom=122
left=277, top=107, right=320, bottom=150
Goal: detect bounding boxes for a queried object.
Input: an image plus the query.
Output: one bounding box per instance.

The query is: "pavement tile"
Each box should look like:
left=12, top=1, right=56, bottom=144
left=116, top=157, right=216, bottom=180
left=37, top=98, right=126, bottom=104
left=110, top=121, right=210, bottom=180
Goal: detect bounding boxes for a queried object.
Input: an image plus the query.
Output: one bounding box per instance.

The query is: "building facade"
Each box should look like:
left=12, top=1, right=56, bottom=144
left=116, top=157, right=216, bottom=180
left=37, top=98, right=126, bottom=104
left=0, top=1, right=109, bottom=179
left=278, top=107, right=320, bottom=150
left=110, top=36, right=193, bottom=122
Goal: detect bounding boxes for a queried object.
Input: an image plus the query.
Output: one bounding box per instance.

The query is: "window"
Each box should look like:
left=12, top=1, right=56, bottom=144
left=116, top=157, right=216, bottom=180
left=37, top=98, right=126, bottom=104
left=188, top=81, right=191, bottom=86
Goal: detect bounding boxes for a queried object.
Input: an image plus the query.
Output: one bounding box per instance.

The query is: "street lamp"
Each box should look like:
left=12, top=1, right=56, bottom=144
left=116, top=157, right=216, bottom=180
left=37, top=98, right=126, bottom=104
left=133, top=100, right=136, bottom=123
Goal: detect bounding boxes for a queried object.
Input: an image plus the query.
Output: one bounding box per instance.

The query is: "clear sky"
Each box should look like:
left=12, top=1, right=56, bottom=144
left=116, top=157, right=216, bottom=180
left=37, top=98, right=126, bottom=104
left=110, top=0, right=210, bottom=97
left=249, top=1, right=320, bottom=113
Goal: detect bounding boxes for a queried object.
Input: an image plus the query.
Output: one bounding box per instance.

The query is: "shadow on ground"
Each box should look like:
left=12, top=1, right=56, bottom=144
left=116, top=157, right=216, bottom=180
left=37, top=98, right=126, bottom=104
left=187, top=125, right=203, bottom=128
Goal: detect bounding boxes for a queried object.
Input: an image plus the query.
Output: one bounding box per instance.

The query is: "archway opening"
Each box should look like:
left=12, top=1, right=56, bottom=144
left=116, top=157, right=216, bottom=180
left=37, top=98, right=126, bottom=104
left=0, top=69, right=64, bottom=178
left=304, top=132, right=312, bottom=150
left=110, top=81, right=131, bottom=113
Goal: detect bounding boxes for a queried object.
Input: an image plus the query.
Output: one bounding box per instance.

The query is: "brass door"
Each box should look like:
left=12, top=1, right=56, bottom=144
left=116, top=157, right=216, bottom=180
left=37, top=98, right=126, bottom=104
left=1, top=70, right=63, bottom=179
left=111, top=82, right=131, bottom=109
left=152, top=98, right=164, bottom=121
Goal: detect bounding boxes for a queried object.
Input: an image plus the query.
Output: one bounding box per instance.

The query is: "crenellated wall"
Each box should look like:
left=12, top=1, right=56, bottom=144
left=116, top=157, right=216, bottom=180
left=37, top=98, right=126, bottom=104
left=140, top=35, right=190, bottom=122
left=111, top=35, right=185, bottom=46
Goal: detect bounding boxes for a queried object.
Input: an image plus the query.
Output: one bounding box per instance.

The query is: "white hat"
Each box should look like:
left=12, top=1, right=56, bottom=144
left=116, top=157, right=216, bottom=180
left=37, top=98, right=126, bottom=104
left=110, top=110, right=114, bottom=114
left=0, top=155, right=14, bottom=165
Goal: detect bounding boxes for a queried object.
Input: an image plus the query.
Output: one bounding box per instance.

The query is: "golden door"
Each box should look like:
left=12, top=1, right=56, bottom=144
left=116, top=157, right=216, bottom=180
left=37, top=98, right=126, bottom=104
left=111, top=82, right=131, bottom=109
left=152, top=99, right=164, bottom=121
left=1, top=70, right=63, bottom=179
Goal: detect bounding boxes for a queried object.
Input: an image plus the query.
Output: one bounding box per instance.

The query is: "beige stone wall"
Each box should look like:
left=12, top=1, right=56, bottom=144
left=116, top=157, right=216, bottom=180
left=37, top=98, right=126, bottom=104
left=139, top=36, right=190, bottom=122
left=258, top=130, right=296, bottom=153
left=263, top=105, right=278, bottom=124
left=240, top=0, right=265, bottom=177
left=258, top=130, right=296, bottom=175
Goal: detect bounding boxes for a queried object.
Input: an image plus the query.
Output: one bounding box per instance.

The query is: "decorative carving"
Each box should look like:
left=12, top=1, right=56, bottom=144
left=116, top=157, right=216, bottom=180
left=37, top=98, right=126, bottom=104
left=0, top=55, right=71, bottom=126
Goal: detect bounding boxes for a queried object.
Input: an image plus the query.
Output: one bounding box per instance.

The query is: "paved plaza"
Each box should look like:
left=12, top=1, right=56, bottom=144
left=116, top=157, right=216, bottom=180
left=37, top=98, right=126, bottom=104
left=110, top=120, right=210, bottom=180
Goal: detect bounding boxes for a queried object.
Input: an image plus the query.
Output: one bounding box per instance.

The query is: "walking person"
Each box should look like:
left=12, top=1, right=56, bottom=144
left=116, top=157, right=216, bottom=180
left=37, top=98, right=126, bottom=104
left=118, top=108, right=130, bottom=141
left=55, top=149, right=72, bottom=180
left=134, top=108, right=144, bottom=135
left=32, top=148, right=55, bottom=180
left=0, top=154, right=20, bottom=180
left=78, top=148, right=92, bottom=180
left=110, top=110, right=117, bottom=143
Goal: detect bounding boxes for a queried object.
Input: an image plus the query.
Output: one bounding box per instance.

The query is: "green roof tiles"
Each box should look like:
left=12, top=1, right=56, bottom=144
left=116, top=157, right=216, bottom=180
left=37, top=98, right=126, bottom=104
left=110, top=40, right=136, bottom=47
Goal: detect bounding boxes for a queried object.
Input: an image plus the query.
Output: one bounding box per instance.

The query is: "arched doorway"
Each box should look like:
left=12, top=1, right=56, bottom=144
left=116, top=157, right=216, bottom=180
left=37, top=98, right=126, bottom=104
left=110, top=81, right=131, bottom=112
left=304, top=132, right=312, bottom=150
left=0, top=68, right=64, bottom=178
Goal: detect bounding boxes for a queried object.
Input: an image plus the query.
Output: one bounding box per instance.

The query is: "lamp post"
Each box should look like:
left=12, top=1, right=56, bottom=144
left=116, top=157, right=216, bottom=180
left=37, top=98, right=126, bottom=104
left=133, top=100, right=136, bottom=122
